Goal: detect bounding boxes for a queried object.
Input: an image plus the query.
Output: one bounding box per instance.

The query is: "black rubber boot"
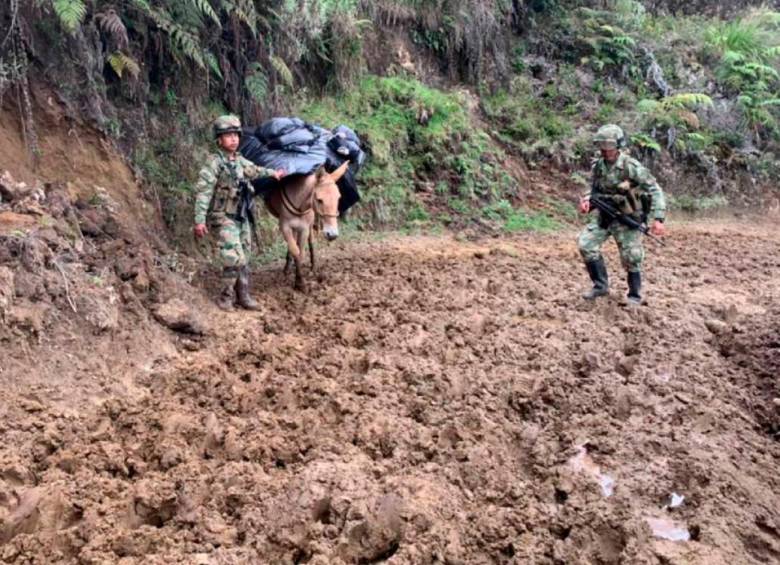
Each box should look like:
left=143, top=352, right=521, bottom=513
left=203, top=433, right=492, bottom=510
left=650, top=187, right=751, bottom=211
left=583, top=258, right=609, bottom=300
left=235, top=266, right=260, bottom=311
left=627, top=271, right=642, bottom=305
left=217, top=267, right=238, bottom=311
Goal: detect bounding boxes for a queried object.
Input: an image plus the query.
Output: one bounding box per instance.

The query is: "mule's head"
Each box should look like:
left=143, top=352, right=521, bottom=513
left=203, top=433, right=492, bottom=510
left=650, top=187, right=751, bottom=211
left=314, top=161, right=348, bottom=241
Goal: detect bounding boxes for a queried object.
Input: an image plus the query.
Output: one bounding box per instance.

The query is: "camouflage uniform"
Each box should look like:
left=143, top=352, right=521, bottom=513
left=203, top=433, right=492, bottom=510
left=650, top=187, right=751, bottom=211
left=194, top=115, right=277, bottom=310
left=578, top=124, right=666, bottom=304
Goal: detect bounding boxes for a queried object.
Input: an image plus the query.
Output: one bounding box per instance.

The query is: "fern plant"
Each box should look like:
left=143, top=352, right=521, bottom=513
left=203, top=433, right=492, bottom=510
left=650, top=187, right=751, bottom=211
left=576, top=9, right=639, bottom=78
left=245, top=62, right=268, bottom=103
left=704, top=8, right=780, bottom=139
left=52, top=0, right=86, bottom=33
left=637, top=93, right=714, bottom=153
left=95, top=9, right=129, bottom=48
left=270, top=55, right=294, bottom=87
left=107, top=51, right=141, bottom=79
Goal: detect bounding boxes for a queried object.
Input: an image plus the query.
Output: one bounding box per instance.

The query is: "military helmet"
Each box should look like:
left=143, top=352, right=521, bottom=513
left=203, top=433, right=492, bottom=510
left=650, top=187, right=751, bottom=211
left=213, top=115, right=242, bottom=139
left=593, top=124, right=626, bottom=149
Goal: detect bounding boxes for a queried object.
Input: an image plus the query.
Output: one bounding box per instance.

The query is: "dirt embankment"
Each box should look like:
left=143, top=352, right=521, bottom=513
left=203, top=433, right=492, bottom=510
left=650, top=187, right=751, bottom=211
left=1, top=195, right=779, bottom=563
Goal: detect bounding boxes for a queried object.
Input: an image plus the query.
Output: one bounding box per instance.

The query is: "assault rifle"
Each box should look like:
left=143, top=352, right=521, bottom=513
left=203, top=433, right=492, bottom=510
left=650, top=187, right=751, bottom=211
left=236, top=179, right=262, bottom=252
left=590, top=196, right=666, bottom=246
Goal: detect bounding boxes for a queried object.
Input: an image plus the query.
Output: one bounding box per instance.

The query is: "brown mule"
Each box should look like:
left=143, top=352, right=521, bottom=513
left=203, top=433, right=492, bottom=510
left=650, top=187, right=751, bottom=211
left=264, top=162, right=347, bottom=291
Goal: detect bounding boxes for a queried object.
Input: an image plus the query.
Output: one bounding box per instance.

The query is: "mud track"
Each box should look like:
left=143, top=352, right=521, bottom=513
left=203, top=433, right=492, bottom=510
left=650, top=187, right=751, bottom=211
left=1, top=219, right=779, bottom=564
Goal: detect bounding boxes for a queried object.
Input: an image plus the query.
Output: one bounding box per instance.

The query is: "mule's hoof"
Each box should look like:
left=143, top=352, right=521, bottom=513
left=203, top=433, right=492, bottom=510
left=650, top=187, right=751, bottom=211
left=294, top=280, right=307, bottom=292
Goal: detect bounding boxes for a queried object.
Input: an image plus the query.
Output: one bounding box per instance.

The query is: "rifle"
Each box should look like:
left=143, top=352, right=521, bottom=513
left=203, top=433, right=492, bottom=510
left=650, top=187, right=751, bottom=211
left=236, top=179, right=263, bottom=253
left=590, top=195, right=666, bottom=246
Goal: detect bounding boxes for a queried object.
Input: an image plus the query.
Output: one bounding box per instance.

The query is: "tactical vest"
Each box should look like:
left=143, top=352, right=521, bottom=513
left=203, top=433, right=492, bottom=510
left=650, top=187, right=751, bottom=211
left=210, top=156, right=243, bottom=217
left=592, top=155, right=643, bottom=219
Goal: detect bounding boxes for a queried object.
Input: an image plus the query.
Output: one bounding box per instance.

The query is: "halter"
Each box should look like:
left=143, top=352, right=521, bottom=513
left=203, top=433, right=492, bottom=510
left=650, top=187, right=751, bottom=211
left=280, top=184, right=313, bottom=217
left=280, top=179, right=340, bottom=226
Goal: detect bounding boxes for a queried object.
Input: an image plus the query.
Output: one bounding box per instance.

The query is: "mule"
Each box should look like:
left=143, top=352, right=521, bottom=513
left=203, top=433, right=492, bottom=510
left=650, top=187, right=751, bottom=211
left=264, top=161, right=348, bottom=290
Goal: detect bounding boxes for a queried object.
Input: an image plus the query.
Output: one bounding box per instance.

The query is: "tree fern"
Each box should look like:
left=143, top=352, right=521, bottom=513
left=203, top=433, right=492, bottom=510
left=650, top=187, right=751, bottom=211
left=146, top=7, right=206, bottom=68
left=203, top=50, right=222, bottom=79
left=95, top=9, right=129, bottom=48
left=107, top=51, right=141, bottom=79
left=223, top=0, right=257, bottom=36
left=245, top=62, right=268, bottom=102
left=171, top=27, right=206, bottom=67
left=189, top=0, right=221, bottom=27
left=658, top=93, right=713, bottom=110
left=52, top=0, right=86, bottom=33
left=270, top=55, right=294, bottom=87
left=630, top=132, right=661, bottom=152
left=636, top=99, right=659, bottom=113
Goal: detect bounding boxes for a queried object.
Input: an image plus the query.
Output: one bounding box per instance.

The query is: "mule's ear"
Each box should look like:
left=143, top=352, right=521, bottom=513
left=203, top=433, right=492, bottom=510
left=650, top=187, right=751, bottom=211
left=329, top=161, right=350, bottom=183
left=315, top=165, right=329, bottom=181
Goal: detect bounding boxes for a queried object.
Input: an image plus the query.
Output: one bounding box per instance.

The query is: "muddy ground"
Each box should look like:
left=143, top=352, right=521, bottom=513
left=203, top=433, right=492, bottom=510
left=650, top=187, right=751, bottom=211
left=1, top=213, right=779, bottom=564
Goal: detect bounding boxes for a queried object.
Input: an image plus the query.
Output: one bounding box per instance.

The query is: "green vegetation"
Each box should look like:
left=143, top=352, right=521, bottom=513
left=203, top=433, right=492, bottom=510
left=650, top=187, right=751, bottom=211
left=668, top=194, right=729, bottom=213
left=482, top=69, right=583, bottom=162
left=704, top=9, right=780, bottom=141
left=504, top=210, right=560, bottom=233
left=4, top=0, right=780, bottom=240
left=299, top=76, right=517, bottom=228
left=482, top=199, right=561, bottom=232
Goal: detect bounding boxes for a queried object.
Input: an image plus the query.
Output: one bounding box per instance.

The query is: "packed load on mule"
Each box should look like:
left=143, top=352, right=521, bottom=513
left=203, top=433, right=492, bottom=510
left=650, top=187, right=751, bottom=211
left=239, top=117, right=366, bottom=213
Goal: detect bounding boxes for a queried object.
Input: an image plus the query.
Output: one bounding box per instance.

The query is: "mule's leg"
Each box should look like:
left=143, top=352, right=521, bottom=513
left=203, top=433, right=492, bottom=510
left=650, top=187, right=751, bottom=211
left=284, top=250, right=292, bottom=274
left=281, top=225, right=302, bottom=289
left=293, top=227, right=309, bottom=291
left=308, top=230, right=316, bottom=272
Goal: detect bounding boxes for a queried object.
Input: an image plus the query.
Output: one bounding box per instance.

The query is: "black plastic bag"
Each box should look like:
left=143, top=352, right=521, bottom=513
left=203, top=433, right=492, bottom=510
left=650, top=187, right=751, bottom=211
left=240, top=118, right=366, bottom=212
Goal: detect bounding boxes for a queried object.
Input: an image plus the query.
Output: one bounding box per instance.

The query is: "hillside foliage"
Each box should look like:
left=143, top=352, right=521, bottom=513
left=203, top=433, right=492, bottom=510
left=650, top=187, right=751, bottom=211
left=2, top=0, right=780, bottom=234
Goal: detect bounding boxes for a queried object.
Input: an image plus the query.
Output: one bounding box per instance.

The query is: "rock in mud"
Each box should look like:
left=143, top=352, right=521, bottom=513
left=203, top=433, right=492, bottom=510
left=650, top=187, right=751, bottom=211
left=0, top=266, right=14, bottom=320
left=154, top=298, right=207, bottom=334
left=0, top=487, right=43, bottom=544
left=131, top=479, right=177, bottom=528
left=202, top=412, right=224, bottom=457
left=577, top=350, right=601, bottom=376
left=705, top=319, right=729, bottom=335
left=0, top=172, right=33, bottom=203
left=12, top=271, right=45, bottom=301
left=7, top=301, right=48, bottom=335
left=79, top=286, right=120, bottom=333
left=339, top=494, right=404, bottom=563
left=615, top=354, right=639, bottom=377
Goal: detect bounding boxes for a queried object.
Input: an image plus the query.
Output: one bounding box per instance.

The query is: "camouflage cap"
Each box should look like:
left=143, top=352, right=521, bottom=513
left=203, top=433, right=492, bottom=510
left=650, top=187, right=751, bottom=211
left=593, top=124, right=625, bottom=148
left=213, top=115, right=242, bottom=138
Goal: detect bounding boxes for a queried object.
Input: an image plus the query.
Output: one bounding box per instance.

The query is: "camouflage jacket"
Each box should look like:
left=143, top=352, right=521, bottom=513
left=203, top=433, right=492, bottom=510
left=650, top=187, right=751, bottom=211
left=588, top=151, right=666, bottom=221
left=193, top=151, right=276, bottom=225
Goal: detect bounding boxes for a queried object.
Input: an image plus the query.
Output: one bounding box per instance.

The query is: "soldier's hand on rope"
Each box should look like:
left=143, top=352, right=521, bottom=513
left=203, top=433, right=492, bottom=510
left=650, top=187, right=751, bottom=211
left=273, top=169, right=287, bottom=181
left=650, top=220, right=665, bottom=237
left=578, top=196, right=591, bottom=214
left=193, top=223, right=208, bottom=238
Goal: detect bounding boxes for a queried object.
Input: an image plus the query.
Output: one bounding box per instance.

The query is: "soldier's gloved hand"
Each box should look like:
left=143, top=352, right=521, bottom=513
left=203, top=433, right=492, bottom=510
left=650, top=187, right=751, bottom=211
left=650, top=220, right=665, bottom=237
left=193, top=223, right=208, bottom=238
left=578, top=197, right=591, bottom=214
left=273, top=169, right=286, bottom=181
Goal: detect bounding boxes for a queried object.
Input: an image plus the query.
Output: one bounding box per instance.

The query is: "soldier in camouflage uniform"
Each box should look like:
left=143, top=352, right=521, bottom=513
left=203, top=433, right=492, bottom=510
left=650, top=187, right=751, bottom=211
left=577, top=124, right=666, bottom=305
left=193, top=115, right=285, bottom=311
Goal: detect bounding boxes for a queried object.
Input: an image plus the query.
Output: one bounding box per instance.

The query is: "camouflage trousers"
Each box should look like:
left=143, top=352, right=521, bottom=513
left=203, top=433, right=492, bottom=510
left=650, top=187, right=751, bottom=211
left=577, top=219, right=645, bottom=273
left=212, top=216, right=252, bottom=269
